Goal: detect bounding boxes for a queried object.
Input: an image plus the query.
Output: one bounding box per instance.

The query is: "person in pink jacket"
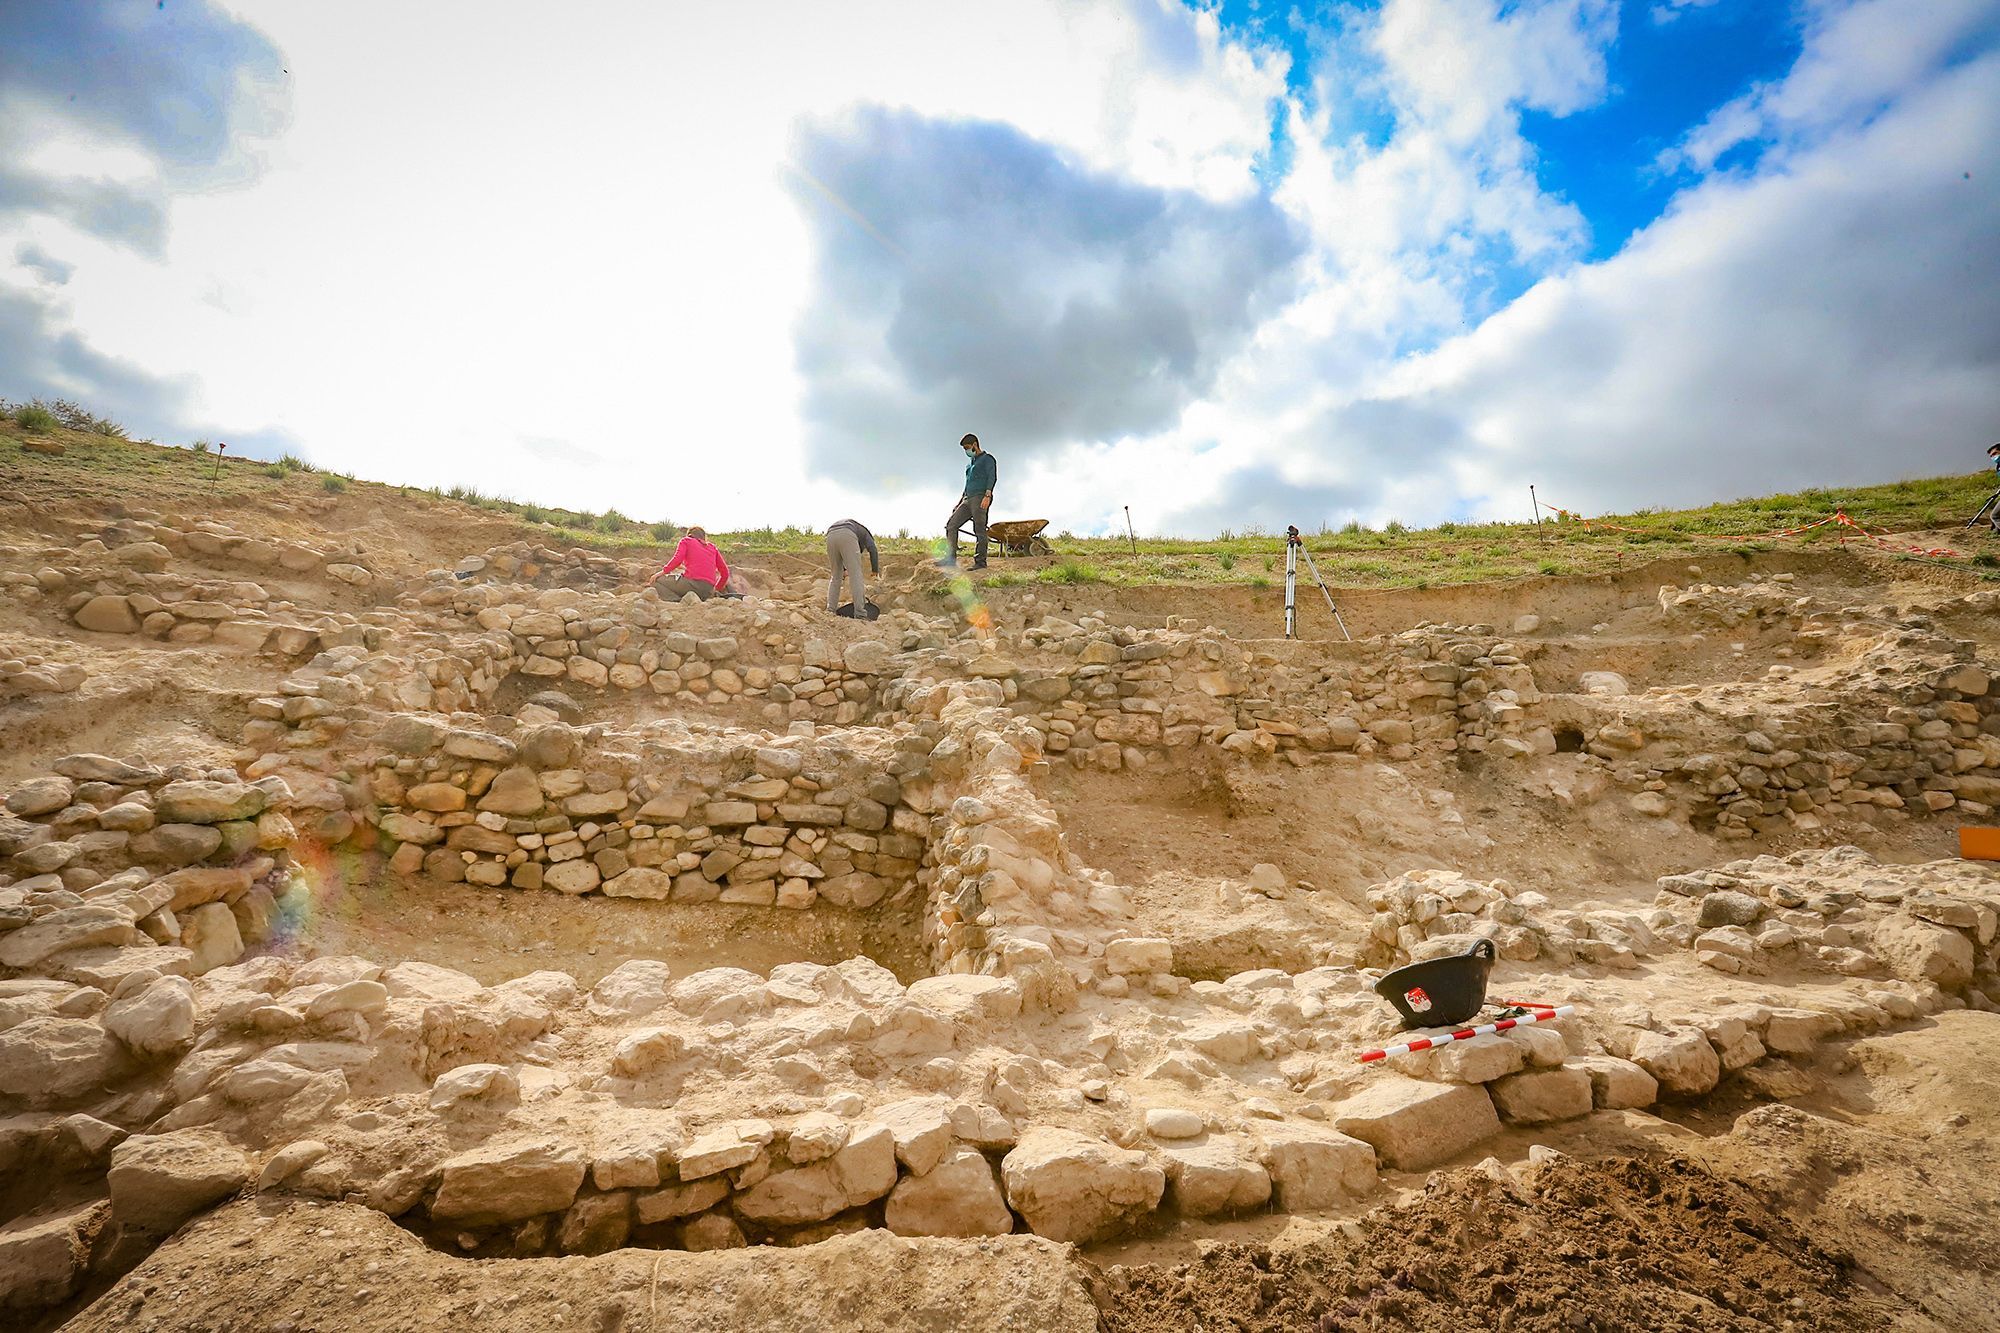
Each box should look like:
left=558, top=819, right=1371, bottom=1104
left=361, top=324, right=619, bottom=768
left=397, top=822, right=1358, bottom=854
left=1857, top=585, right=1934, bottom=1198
left=654, top=526, right=733, bottom=599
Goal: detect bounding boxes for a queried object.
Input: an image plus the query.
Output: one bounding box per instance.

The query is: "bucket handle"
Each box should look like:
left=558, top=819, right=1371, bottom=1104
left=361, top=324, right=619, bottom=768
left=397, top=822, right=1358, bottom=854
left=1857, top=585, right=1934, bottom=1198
left=1466, top=938, right=1496, bottom=962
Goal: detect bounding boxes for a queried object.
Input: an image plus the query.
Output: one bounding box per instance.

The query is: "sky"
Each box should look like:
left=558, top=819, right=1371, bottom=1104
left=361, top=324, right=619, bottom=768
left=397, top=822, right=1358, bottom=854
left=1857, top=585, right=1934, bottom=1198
left=1, top=0, right=1996, bottom=537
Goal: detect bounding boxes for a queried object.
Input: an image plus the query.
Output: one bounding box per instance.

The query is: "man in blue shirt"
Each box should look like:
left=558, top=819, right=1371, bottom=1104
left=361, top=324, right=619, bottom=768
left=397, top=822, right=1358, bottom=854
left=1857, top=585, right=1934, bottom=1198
left=945, top=433, right=996, bottom=569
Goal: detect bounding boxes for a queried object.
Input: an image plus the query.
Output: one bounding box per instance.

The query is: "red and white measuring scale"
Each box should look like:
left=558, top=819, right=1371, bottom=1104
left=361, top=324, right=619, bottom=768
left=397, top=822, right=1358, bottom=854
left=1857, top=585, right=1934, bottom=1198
left=1357, top=1003, right=1575, bottom=1064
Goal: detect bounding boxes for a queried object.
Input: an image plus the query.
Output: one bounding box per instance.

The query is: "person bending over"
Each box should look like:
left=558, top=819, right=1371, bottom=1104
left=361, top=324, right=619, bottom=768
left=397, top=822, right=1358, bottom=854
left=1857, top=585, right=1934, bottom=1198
left=945, top=432, right=996, bottom=569
left=655, top=526, right=731, bottom=599
left=825, top=518, right=880, bottom=617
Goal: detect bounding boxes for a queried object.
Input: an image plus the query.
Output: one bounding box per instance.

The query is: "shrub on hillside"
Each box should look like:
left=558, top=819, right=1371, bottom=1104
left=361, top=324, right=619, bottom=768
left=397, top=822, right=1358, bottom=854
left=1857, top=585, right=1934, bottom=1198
left=14, top=403, right=57, bottom=432
left=321, top=474, right=347, bottom=492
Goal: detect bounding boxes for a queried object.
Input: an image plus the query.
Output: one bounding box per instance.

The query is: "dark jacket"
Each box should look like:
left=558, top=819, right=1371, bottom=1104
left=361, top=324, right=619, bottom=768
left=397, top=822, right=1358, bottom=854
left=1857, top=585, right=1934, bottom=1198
left=828, top=519, right=879, bottom=573
left=962, top=450, right=997, bottom=500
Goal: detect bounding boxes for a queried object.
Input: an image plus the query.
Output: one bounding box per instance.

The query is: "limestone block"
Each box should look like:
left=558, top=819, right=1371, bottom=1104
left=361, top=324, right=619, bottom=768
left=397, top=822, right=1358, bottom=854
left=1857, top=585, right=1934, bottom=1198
left=429, top=1063, right=520, bottom=1111
left=1001, top=1128, right=1164, bottom=1243
left=678, top=1121, right=775, bottom=1181
left=431, top=1139, right=586, bottom=1224
left=603, top=867, right=674, bottom=900
left=155, top=780, right=266, bottom=824
left=587, top=960, right=673, bottom=1018
left=1869, top=916, right=1974, bottom=990
left=1489, top=1067, right=1593, bottom=1123
left=1331, top=1079, right=1499, bottom=1171
left=544, top=860, right=601, bottom=895
left=477, top=766, right=544, bottom=815
left=884, top=1147, right=1015, bottom=1237
left=1572, top=1055, right=1659, bottom=1109
left=1104, top=937, right=1173, bottom=976
left=734, top=1121, right=898, bottom=1226
left=107, top=1129, right=251, bottom=1231
left=1143, top=1108, right=1205, bottom=1140
left=181, top=902, right=244, bottom=974
left=1394, top=1033, right=1523, bottom=1085
left=1628, top=1026, right=1721, bottom=1097
left=1258, top=1127, right=1376, bottom=1210
left=0, top=1016, right=123, bottom=1105
left=0, top=1200, right=108, bottom=1310
left=635, top=1176, right=730, bottom=1224
left=1162, top=1137, right=1272, bottom=1217
left=872, top=1098, right=955, bottom=1175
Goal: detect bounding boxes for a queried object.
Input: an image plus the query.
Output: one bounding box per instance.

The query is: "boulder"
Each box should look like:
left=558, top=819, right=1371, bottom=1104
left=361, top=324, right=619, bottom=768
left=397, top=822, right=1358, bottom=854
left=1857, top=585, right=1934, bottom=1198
left=1331, top=1079, right=1499, bottom=1171
left=603, top=867, right=675, bottom=900
left=1000, top=1128, right=1164, bottom=1243
left=842, top=642, right=894, bottom=675
left=1698, top=890, right=1765, bottom=928
left=102, top=976, right=196, bottom=1058
left=107, top=1130, right=251, bottom=1232
left=431, top=1139, right=586, bottom=1224
left=74, top=595, right=139, bottom=634
left=6, top=776, right=75, bottom=817
left=884, top=1146, right=1014, bottom=1237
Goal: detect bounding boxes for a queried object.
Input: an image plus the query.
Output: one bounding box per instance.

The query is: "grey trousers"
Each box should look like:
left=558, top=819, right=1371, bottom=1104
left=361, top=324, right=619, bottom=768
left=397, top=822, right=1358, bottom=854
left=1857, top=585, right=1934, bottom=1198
left=946, top=496, right=989, bottom=562
left=826, top=526, right=866, bottom=611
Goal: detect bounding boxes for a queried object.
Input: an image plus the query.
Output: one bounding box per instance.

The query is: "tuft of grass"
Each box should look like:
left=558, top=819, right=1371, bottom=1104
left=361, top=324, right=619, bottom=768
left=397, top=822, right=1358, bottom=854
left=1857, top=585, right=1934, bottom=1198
left=321, top=473, right=348, bottom=493
left=1038, top=560, right=1105, bottom=585
left=649, top=521, right=677, bottom=542
left=597, top=508, right=629, bottom=534
left=263, top=463, right=288, bottom=479
left=190, top=440, right=212, bottom=454
left=278, top=452, right=317, bottom=473
left=14, top=403, right=57, bottom=432
left=1217, top=551, right=1237, bottom=571
left=1385, top=519, right=1408, bottom=535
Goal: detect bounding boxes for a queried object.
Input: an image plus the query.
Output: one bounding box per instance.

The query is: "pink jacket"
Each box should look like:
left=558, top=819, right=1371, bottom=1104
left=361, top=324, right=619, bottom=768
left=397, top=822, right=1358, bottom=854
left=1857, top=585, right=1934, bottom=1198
left=661, top=536, right=728, bottom=588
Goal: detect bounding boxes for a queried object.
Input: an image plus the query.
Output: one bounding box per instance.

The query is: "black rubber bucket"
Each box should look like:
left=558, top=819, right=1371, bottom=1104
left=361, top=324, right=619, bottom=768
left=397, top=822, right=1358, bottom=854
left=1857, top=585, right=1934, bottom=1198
left=1374, top=938, right=1496, bottom=1029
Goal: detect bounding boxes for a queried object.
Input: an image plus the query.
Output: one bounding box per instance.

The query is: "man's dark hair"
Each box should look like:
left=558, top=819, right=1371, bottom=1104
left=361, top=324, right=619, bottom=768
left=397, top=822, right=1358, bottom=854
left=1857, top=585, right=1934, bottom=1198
left=1989, top=443, right=1999, bottom=454
left=960, top=433, right=979, bottom=449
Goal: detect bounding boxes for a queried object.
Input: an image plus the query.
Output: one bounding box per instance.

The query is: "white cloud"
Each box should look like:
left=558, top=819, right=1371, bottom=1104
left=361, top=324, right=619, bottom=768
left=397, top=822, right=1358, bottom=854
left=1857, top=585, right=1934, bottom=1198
left=1664, top=0, right=2000, bottom=173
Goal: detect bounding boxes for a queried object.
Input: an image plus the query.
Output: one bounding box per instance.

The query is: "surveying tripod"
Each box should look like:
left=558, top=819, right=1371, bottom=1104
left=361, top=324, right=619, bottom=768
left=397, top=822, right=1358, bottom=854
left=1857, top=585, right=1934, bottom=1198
left=1965, top=487, right=2000, bottom=531
left=1284, top=525, right=1352, bottom=641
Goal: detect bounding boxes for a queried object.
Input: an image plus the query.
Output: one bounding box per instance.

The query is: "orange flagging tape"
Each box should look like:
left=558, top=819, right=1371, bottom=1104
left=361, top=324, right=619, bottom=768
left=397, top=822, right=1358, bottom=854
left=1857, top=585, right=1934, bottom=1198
left=1538, top=502, right=1958, bottom=559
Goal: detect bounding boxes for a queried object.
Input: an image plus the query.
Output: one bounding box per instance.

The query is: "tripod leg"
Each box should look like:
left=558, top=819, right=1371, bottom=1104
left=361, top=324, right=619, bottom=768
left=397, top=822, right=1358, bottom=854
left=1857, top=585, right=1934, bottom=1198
left=1298, top=547, right=1353, bottom=642
left=1284, top=543, right=1298, bottom=639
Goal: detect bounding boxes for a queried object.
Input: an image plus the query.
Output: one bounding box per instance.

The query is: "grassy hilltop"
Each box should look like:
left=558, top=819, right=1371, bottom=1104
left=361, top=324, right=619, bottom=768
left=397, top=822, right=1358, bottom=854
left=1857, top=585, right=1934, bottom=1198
left=3, top=404, right=1995, bottom=592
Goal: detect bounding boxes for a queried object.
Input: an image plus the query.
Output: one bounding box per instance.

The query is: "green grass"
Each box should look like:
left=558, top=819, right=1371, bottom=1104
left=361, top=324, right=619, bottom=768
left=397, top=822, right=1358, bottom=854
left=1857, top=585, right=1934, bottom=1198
left=5, top=400, right=1998, bottom=592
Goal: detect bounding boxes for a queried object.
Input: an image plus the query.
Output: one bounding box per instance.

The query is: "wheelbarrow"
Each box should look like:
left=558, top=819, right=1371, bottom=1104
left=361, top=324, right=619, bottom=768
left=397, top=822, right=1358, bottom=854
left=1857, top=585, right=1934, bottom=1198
left=986, top=518, right=1053, bottom=558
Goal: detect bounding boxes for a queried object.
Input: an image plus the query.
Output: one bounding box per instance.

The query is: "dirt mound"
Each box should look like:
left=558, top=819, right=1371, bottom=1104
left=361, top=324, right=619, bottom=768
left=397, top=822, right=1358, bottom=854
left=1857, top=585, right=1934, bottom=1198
left=1091, top=1153, right=1910, bottom=1333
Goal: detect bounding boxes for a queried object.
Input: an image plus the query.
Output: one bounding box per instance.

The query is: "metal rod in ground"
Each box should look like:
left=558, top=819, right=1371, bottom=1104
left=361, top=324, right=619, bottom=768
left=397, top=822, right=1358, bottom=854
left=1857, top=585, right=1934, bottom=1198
left=210, top=442, right=225, bottom=486
left=1358, top=1004, right=1575, bottom=1063
left=1530, top=483, right=1541, bottom=525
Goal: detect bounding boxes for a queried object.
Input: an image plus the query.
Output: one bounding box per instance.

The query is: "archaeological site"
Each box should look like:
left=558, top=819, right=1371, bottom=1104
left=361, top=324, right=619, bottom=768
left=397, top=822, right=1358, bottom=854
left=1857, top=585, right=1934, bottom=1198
left=4, top=446, right=2000, bottom=1332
